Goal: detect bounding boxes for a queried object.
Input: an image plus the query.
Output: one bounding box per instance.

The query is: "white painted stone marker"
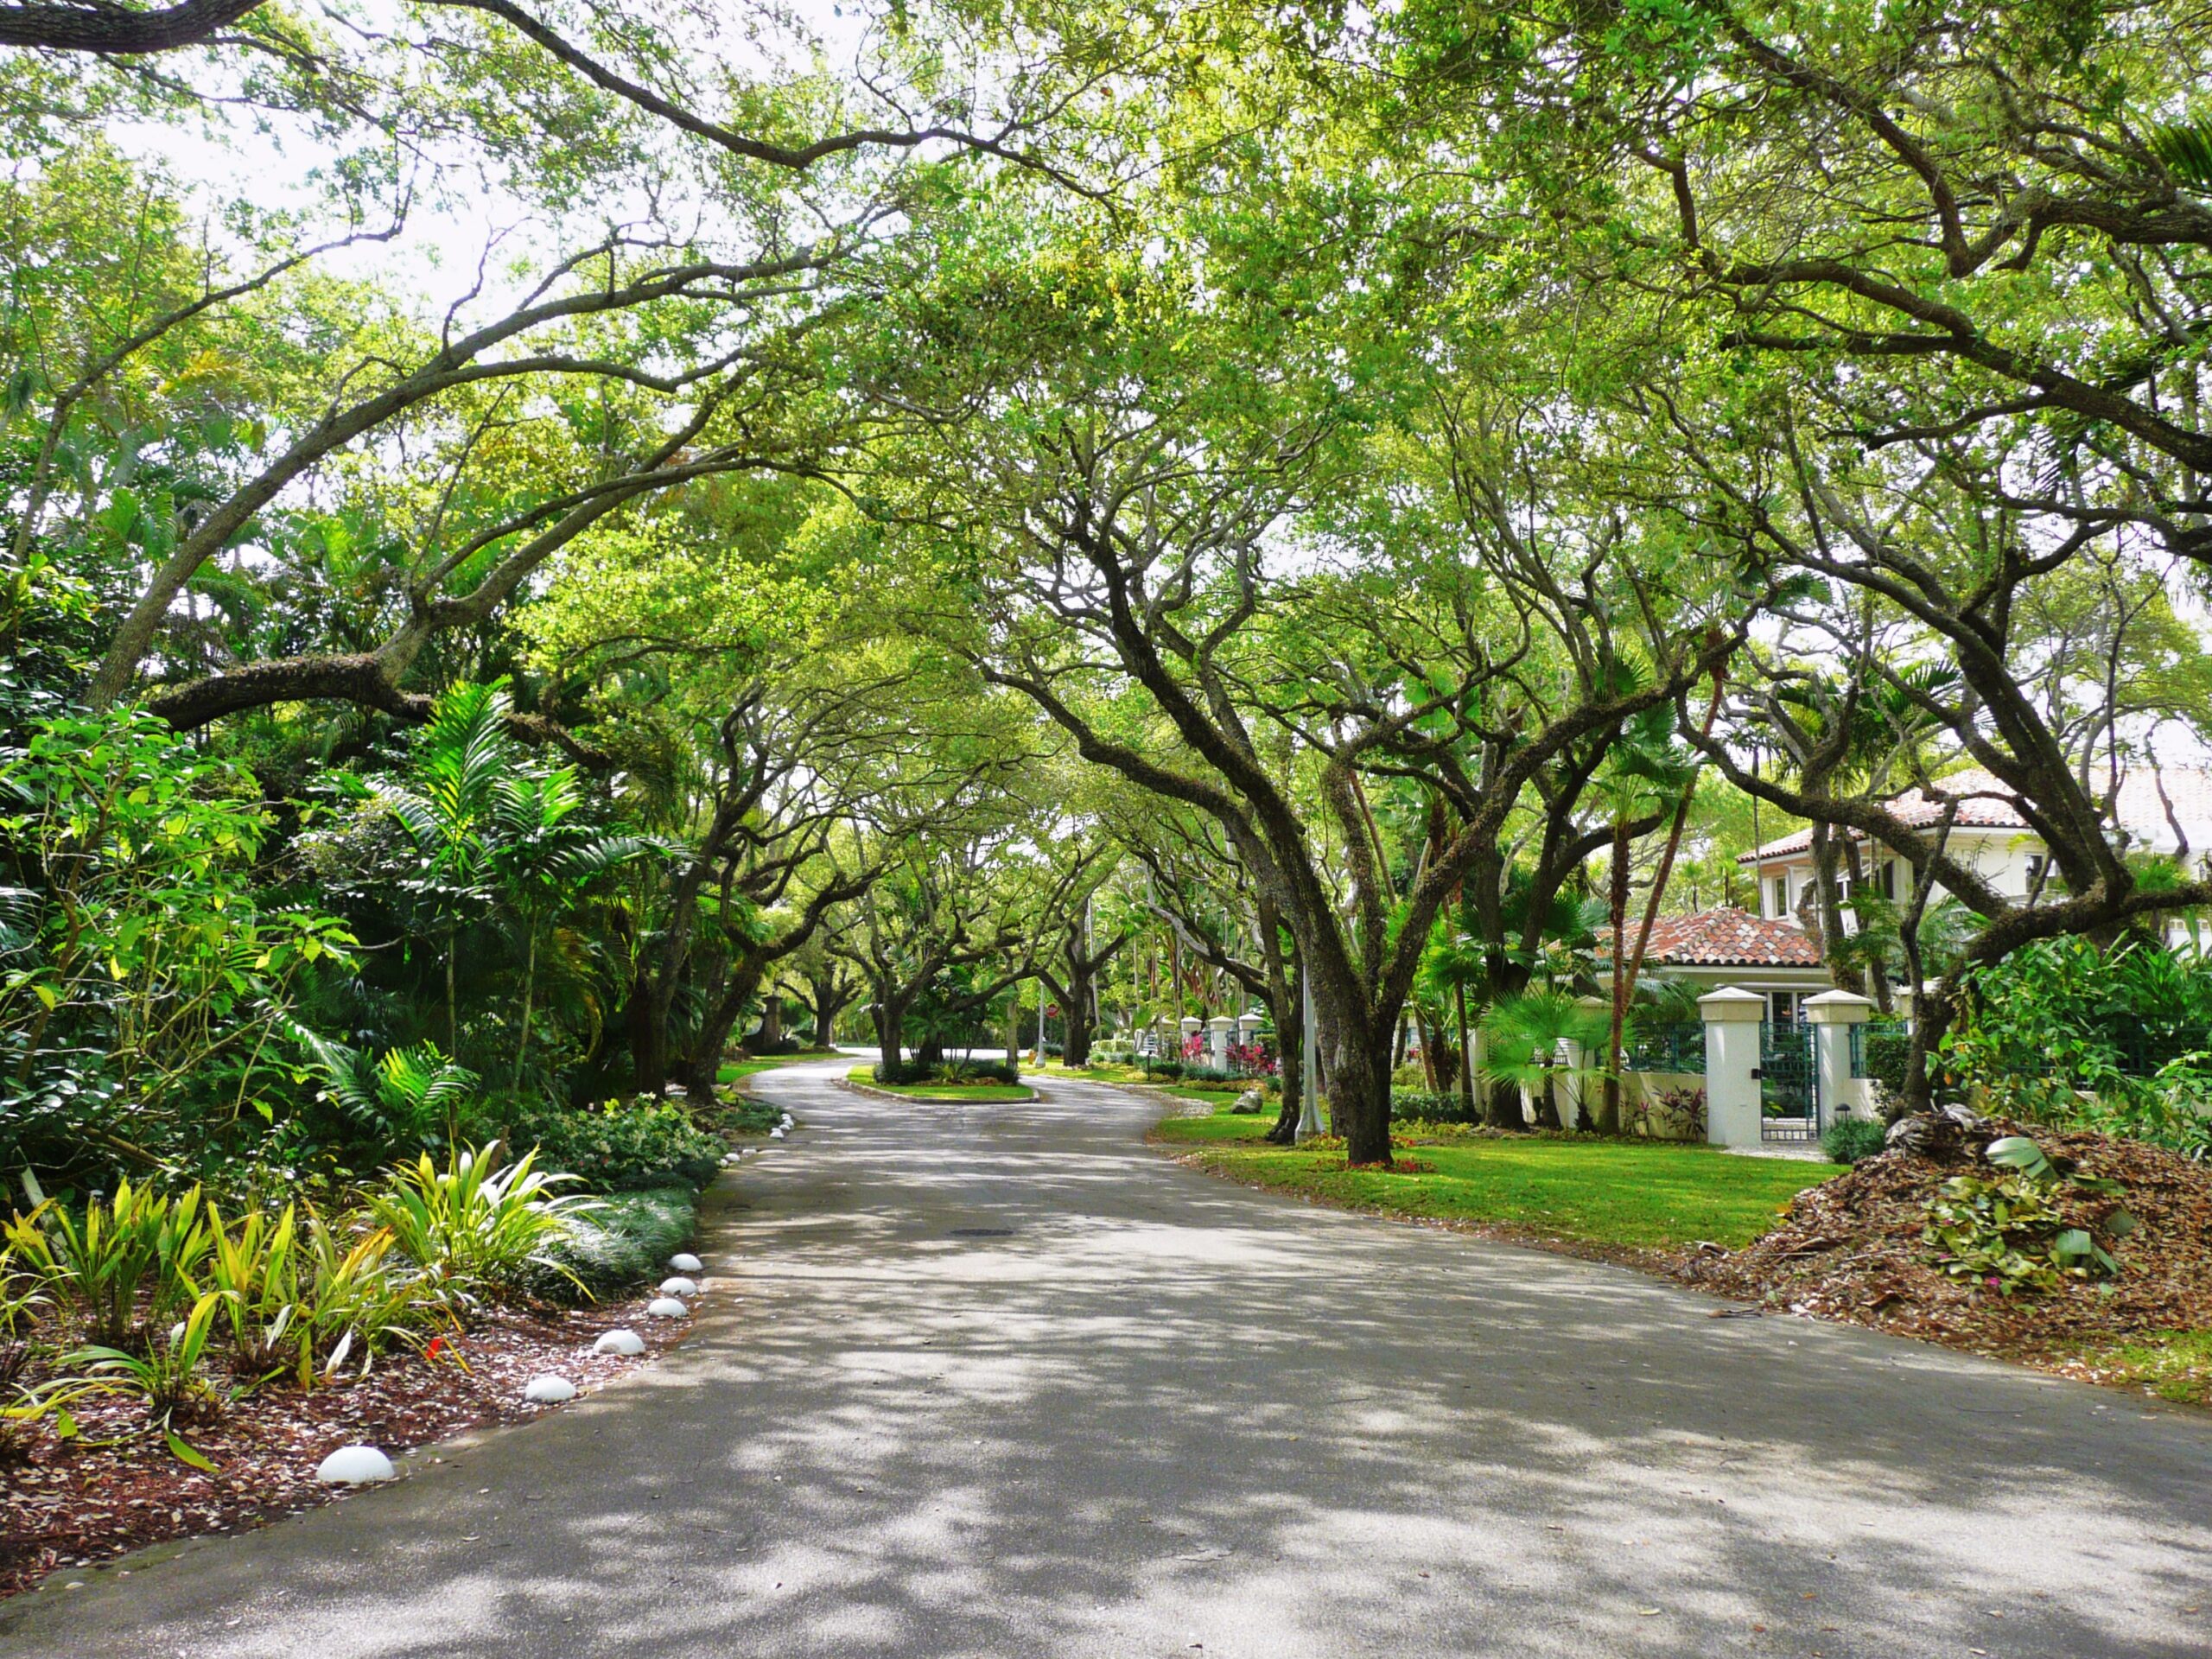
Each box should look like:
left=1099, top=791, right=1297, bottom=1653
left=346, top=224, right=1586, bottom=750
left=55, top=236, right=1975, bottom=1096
left=593, top=1328, right=646, bottom=1356
left=316, top=1446, right=396, bottom=1485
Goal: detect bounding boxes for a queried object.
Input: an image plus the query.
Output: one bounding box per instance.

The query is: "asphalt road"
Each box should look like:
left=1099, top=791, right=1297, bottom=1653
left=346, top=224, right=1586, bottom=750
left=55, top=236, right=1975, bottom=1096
left=6, top=1053, right=2210, bottom=1657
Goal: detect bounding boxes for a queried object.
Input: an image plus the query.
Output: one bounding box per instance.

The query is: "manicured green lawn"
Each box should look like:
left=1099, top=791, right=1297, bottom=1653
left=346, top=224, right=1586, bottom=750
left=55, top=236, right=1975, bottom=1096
left=847, top=1064, right=1035, bottom=1102
left=1036, top=1059, right=1154, bottom=1084
left=1153, top=1083, right=1264, bottom=1106
left=718, top=1049, right=837, bottom=1084
left=1154, top=1109, right=1834, bottom=1250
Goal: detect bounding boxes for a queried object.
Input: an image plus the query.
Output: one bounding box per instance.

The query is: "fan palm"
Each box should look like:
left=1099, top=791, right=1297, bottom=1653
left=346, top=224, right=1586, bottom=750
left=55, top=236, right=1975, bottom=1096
left=1478, top=992, right=1610, bottom=1132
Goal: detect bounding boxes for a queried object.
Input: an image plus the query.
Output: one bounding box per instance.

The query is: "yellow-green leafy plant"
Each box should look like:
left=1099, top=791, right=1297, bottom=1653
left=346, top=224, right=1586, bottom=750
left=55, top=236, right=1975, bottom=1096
left=199, top=1199, right=305, bottom=1381
left=365, top=1142, right=597, bottom=1308
left=72, top=1287, right=231, bottom=1465
left=294, top=1216, right=442, bottom=1385
left=10, top=1179, right=213, bottom=1348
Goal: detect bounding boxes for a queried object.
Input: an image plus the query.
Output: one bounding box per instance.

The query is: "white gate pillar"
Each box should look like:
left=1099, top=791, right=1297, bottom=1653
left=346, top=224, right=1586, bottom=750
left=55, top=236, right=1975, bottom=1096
left=1805, top=989, right=1874, bottom=1122
left=1700, top=987, right=1767, bottom=1147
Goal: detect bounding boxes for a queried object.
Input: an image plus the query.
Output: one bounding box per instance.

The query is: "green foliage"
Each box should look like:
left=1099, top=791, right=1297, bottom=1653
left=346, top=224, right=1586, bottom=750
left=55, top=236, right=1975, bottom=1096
left=875, top=1056, right=1020, bottom=1086
left=70, top=1287, right=228, bottom=1424
left=505, top=1097, right=722, bottom=1191
left=0, top=706, right=353, bottom=1173
left=1821, top=1117, right=1888, bottom=1166
left=294, top=1031, right=484, bottom=1154
left=1946, top=939, right=2212, bottom=1155
left=543, top=1185, right=698, bottom=1298
left=5, top=1179, right=212, bottom=1349
left=1861, top=1029, right=1912, bottom=1093
left=365, top=1142, right=598, bottom=1305
left=1390, top=1087, right=1481, bottom=1125
left=1922, top=1135, right=2132, bottom=1294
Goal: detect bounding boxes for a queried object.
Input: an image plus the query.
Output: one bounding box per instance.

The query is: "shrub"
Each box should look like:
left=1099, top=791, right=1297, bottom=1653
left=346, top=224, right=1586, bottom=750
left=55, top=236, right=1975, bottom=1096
left=874, top=1057, right=1020, bottom=1086
left=1391, top=1063, right=1426, bottom=1089
left=365, top=1143, right=598, bottom=1306
left=939, top=1058, right=1020, bottom=1085
left=1821, top=1116, right=1889, bottom=1166
left=295, top=1215, right=440, bottom=1380
left=720, top=1093, right=785, bottom=1135
left=507, top=1097, right=722, bottom=1190
left=543, top=1185, right=697, bottom=1296
left=1634, top=1086, right=1707, bottom=1141
left=1862, top=1030, right=1912, bottom=1093
left=1391, top=1087, right=1484, bottom=1125
left=72, top=1288, right=229, bottom=1424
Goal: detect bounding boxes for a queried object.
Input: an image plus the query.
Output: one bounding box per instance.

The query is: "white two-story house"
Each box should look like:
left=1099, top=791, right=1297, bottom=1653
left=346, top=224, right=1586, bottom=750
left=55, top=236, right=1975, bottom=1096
left=1740, top=766, right=2212, bottom=964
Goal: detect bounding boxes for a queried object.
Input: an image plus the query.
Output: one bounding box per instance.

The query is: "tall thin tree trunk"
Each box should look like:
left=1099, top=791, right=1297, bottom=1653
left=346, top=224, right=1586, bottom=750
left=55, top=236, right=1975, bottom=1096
left=1602, top=819, right=1630, bottom=1135
left=512, top=927, right=537, bottom=1092
left=1454, top=980, right=1476, bottom=1118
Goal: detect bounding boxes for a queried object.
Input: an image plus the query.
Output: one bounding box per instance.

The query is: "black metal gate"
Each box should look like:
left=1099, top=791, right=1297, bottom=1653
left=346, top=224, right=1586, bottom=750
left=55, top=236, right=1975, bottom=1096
left=1758, top=1020, right=1818, bottom=1142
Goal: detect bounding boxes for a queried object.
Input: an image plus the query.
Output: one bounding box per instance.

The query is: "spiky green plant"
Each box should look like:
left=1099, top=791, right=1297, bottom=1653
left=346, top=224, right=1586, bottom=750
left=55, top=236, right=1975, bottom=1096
left=10, top=1179, right=211, bottom=1348
left=365, top=1142, right=598, bottom=1308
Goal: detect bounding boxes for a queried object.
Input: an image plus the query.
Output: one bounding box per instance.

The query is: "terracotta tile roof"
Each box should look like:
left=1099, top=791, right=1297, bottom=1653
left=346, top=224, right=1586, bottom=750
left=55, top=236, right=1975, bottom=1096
left=1739, top=766, right=2212, bottom=863
left=1627, top=906, right=1825, bottom=968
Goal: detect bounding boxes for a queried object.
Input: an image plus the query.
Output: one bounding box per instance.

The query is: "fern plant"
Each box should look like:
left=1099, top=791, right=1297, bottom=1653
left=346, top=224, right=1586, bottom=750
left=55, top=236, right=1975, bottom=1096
left=295, top=1029, right=481, bottom=1152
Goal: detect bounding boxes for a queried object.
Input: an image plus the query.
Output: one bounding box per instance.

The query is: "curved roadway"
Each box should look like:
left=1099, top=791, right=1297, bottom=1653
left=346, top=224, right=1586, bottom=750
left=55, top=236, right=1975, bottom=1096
left=4, top=1053, right=2209, bottom=1656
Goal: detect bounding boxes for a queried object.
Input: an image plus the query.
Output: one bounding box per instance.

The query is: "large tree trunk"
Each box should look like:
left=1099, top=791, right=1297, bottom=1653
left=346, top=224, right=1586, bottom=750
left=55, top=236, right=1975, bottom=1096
left=628, top=969, right=668, bottom=1096
left=1809, top=822, right=1865, bottom=994
left=1327, top=1020, right=1395, bottom=1167
left=873, top=995, right=910, bottom=1072
left=1064, top=959, right=1097, bottom=1067
left=683, top=961, right=764, bottom=1106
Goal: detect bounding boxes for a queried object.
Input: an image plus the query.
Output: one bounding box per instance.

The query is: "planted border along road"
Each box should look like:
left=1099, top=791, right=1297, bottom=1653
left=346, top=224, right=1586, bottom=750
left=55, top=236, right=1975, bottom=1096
left=4, top=1052, right=2208, bottom=1657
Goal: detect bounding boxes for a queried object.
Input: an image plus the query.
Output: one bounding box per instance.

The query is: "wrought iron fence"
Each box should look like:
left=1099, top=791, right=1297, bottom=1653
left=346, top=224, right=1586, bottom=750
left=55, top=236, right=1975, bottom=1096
left=1622, top=1020, right=1705, bottom=1073
left=2110, top=1025, right=2210, bottom=1076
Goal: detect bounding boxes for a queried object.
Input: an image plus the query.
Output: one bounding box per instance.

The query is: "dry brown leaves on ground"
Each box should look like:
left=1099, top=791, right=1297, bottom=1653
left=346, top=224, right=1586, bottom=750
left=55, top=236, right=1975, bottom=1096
left=1677, top=1116, right=2212, bottom=1376
left=0, top=1296, right=681, bottom=1600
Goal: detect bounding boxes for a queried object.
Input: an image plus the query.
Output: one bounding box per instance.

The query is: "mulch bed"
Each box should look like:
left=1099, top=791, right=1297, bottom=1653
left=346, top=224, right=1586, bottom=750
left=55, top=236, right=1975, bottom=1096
left=1675, top=1111, right=2212, bottom=1377
left=1, top=1295, right=684, bottom=1600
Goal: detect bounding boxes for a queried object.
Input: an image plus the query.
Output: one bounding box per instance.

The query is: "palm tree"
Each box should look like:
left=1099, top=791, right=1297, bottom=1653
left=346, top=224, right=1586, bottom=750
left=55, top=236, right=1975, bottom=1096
left=1416, top=893, right=1486, bottom=1119
left=1478, top=992, right=1610, bottom=1131
left=371, top=680, right=644, bottom=1083
left=486, top=769, right=652, bottom=1090
left=1591, top=703, right=1699, bottom=1134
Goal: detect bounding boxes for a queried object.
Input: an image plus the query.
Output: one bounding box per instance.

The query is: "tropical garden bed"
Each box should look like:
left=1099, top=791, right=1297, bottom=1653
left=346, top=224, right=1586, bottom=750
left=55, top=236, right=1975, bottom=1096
left=0, top=1293, right=678, bottom=1600
left=0, top=1146, right=715, bottom=1600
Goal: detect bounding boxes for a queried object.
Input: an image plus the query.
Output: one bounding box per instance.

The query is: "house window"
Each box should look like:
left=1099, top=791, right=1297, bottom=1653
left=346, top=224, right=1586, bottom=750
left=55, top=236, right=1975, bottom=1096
left=1770, top=874, right=1789, bottom=918
left=2024, top=852, right=2046, bottom=896
left=1770, top=991, right=1798, bottom=1027
left=1878, top=861, right=1897, bottom=899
